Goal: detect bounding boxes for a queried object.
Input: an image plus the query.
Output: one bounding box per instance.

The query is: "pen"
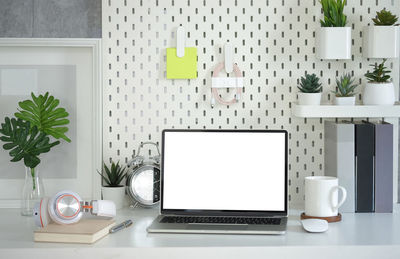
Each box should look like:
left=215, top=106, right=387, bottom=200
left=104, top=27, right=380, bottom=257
left=109, top=219, right=133, bottom=233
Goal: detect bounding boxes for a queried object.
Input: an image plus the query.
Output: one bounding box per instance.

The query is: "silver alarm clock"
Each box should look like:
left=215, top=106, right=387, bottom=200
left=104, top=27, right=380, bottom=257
left=126, top=142, right=160, bottom=207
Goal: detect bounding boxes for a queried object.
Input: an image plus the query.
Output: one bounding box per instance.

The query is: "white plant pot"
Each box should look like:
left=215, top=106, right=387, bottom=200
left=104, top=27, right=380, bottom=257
left=101, top=186, right=126, bottom=210
left=316, top=27, right=352, bottom=59
left=363, top=26, right=399, bottom=58
left=363, top=82, right=395, bottom=105
left=298, top=92, right=322, bottom=105
left=334, top=96, right=355, bottom=106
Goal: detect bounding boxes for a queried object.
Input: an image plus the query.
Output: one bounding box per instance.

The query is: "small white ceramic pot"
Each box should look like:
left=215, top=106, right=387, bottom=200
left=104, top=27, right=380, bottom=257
left=316, top=27, right=352, bottom=60
left=363, top=82, right=395, bottom=105
left=298, top=92, right=322, bottom=105
left=101, top=186, right=126, bottom=210
left=334, top=96, right=355, bottom=106
left=363, top=26, right=399, bottom=58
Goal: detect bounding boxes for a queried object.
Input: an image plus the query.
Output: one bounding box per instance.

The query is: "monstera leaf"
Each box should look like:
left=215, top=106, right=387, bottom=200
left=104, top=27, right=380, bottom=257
left=15, top=92, right=71, bottom=143
left=0, top=117, right=60, bottom=169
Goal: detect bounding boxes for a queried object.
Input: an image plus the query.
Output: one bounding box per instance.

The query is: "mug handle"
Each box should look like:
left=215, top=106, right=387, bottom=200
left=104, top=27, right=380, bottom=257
left=331, top=186, right=347, bottom=211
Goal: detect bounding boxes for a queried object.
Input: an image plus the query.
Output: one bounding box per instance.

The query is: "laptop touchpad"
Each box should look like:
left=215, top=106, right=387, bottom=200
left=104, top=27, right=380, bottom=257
left=187, top=224, right=248, bottom=230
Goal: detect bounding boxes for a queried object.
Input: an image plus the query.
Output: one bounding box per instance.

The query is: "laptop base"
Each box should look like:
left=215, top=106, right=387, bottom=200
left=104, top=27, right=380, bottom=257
left=147, top=215, right=287, bottom=235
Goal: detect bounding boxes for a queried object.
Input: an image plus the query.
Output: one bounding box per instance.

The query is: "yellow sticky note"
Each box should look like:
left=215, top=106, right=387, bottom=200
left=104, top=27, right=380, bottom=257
left=166, top=47, right=197, bottom=79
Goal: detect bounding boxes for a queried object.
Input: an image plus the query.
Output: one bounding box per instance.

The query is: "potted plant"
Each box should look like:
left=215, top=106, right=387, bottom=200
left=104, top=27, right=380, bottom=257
left=298, top=73, right=323, bottom=105
left=98, top=161, right=127, bottom=210
left=0, top=92, right=70, bottom=216
left=363, top=9, right=399, bottom=58
left=316, top=0, right=351, bottom=59
left=332, top=73, right=358, bottom=105
left=363, top=59, right=395, bottom=105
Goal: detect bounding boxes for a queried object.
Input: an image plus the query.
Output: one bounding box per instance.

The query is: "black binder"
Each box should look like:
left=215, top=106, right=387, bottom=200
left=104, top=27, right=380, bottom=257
left=355, top=122, right=375, bottom=212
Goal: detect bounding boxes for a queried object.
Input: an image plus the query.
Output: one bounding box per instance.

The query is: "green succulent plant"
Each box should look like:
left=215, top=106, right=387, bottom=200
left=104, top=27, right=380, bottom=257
left=364, top=59, right=391, bottom=83
left=372, top=8, right=398, bottom=26
left=320, top=0, right=348, bottom=27
left=333, top=73, right=358, bottom=97
left=298, top=74, right=323, bottom=93
left=98, top=161, right=127, bottom=187
left=15, top=92, right=71, bottom=143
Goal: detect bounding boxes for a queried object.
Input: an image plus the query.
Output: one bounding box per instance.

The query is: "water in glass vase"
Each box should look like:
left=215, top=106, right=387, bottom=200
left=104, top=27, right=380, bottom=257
left=21, top=167, right=45, bottom=216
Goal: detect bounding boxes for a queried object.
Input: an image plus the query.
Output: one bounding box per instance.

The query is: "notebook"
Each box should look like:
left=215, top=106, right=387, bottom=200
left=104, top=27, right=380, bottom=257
left=34, top=219, right=115, bottom=244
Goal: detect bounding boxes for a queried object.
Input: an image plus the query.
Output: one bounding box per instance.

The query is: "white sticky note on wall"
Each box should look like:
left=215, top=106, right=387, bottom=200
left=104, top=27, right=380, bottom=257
left=0, top=69, right=38, bottom=95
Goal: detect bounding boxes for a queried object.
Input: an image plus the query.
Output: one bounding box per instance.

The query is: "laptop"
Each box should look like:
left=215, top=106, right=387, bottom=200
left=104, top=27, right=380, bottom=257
left=147, top=129, right=288, bottom=235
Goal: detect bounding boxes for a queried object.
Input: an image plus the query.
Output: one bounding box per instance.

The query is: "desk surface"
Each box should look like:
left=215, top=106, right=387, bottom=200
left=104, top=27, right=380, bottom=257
left=1, top=205, right=400, bottom=258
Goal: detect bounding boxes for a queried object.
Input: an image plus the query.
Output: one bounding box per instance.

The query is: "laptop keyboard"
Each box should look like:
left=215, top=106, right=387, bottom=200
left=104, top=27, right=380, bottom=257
left=160, top=216, right=281, bottom=225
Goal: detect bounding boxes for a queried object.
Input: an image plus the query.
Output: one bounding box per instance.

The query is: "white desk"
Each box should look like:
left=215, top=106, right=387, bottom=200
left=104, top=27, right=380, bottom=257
left=1, top=206, right=400, bottom=259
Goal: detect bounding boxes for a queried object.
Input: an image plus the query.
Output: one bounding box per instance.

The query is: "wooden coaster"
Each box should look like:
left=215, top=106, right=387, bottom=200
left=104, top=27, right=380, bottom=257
left=300, top=212, right=342, bottom=223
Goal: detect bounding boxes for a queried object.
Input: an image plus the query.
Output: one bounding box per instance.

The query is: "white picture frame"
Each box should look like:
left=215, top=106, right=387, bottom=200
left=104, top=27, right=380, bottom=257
left=0, top=38, right=102, bottom=207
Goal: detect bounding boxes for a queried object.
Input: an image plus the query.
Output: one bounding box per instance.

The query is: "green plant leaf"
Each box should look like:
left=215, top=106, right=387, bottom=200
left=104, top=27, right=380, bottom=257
left=334, top=73, right=358, bottom=97
left=373, top=8, right=398, bottom=26
left=99, top=161, right=127, bottom=187
left=320, top=0, right=347, bottom=27
left=298, top=74, right=322, bottom=93
left=15, top=92, right=71, bottom=143
left=364, top=59, right=391, bottom=83
left=0, top=117, right=60, bottom=168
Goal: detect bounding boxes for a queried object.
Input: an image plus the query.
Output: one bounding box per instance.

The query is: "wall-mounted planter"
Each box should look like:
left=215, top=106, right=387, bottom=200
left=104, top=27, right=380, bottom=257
left=316, top=27, right=352, bottom=60
left=363, top=26, right=399, bottom=58
left=363, top=82, right=395, bottom=105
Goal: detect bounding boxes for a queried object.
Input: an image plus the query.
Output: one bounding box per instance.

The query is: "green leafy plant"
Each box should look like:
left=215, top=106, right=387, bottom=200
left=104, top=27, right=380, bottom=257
left=0, top=92, right=70, bottom=190
left=372, top=8, right=398, bottom=26
left=333, top=73, right=358, bottom=97
left=15, top=92, right=71, bottom=143
left=0, top=118, right=59, bottom=169
left=298, top=74, right=323, bottom=93
left=98, top=161, right=127, bottom=187
left=320, top=0, right=347, bottom=27
left=364, top=59, right=391, bottom=83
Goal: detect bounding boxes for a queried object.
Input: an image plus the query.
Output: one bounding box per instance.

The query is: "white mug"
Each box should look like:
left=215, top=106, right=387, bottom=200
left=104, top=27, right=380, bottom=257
left=305, top=176, right=347, bottom=217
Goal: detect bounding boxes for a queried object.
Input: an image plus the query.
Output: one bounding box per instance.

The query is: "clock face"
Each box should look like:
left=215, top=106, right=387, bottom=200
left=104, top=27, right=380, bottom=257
left=128, top=165, right=160, bottom=206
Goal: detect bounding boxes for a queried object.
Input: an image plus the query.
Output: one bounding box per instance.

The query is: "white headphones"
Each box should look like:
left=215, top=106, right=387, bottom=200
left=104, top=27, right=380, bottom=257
left=33, top=190, right=116, bottom=227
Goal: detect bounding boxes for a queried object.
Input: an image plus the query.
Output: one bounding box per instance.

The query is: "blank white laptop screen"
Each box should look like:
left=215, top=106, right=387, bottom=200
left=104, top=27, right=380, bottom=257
left=162, top=131, right=286, bottom=212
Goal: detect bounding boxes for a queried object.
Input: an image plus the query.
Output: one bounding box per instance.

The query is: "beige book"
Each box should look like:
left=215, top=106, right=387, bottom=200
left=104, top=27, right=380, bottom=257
left=34, top=219, right=115, bottom=244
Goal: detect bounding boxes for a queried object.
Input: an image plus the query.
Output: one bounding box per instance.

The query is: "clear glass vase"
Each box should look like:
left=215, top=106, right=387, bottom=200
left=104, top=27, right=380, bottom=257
left=21, top=167, right=45, bottom=216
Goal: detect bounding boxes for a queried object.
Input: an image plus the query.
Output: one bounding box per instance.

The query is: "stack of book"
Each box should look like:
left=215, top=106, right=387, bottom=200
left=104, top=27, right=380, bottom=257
left=324, top=121, right=393, bottom=213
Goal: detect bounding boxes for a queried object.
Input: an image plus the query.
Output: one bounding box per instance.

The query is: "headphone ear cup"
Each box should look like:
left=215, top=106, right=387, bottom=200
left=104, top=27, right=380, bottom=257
left=48, top=190, right=83, bottom=225
left=33, top=197, right=51, bottom=227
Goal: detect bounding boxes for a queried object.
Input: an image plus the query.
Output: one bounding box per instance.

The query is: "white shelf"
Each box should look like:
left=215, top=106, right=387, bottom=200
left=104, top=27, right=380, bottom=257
left=292, top=103, right=400, bottom=118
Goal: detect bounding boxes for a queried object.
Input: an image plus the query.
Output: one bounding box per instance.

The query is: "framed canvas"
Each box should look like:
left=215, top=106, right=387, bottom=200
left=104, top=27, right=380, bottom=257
left=0, top=38, right=102, bottom=207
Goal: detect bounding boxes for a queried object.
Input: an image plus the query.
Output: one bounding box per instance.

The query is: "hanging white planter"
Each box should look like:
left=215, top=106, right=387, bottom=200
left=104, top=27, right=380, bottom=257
left=363, top=82, right=395, bottom=105
left=298, top=92, right=322, bottom=105
left=363, top=26, right=399, bottom=58
left=334, top=96, right=356, bottom=106
left=316, top=27, right=352, bottom=60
